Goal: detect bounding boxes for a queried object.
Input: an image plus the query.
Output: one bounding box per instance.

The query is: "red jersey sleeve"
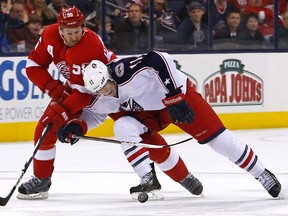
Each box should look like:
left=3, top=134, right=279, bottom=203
left=26, top=24, right=67, bottom=92
left=62, top=91, right=94, bottom=114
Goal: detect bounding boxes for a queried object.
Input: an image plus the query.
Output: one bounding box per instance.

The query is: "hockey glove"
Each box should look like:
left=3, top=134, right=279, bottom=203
left=41, top=103, right=71, bottom=132
left=58, top=119, right=87, bottom=145
left=45, top=80, right=71, bottom=101
left=162, top=89, right=195, bottom=124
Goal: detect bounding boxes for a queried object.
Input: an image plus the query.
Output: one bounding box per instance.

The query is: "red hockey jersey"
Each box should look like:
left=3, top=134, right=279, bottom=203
left=26, top=23, right=115, bottom=113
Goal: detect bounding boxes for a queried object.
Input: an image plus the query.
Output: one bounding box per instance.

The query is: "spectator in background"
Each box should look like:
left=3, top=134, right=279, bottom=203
left=211, top=0, right=235, bottom=34
left=124, top=0, right=179, bottom=33
left=1, top=0, right=11, bottom=14
left=0, top=1, right=6, bottom=53
left=47, top=0, right=68, bottom=17
left=154, top=0, right=179, bottom=45
left=5, top=13, right=42, bottom=52
left=175, top=0, right=190, bottom=23
left=228, top=0, right=247, bottom=11
left=213, top=9, right=245, bottom=49
left=160, top=0, right=181, bottom=29
left=261, top=0, right=287, bottom=14
left=176, top=0, right=207, bottom=25
left=130, top=0, right=149, bottom=16
left=113, top=2, right=149, bottom=51
left=167, top=0, right=185, bottom=15
left=154, top=0, right=172, bottom=29
left=97, top=16, right=116, bottom=50
left=25, top=0, right=44, bottom=15
left=154, top=0, right=167, bottom=15
left=278, top=9, right=288, bottom=48
left=64, top=0, right=98, bottom=17
left=1, top=1, right=28, bottom=53
left=5, top=1, right=28, bottom=28
left=41, top=6, right=57, bottom=26
left=127, top=0, right=177, bottom=28
left=278, top=0, right=288, bottom=14
left=27, top=0, right=56, bottom=28
left=241, top=0, right=274, bottom=39
left=241, top=13, right=265, bottom=48
left=105, top=0, right=126, bottom=22
left=176, top=1, right=208, bottom=49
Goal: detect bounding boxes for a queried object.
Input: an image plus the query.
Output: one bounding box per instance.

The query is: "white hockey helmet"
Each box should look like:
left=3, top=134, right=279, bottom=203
left=83, top=60, right=111, bottom=94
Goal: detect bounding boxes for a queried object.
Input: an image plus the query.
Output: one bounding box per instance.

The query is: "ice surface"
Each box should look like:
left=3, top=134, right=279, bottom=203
left=0, top=128, right=287, bottom=216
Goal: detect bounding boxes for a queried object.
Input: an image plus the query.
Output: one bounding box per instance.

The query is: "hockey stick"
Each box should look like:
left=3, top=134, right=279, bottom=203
left=0, top=124, right=52, bottom=206
left=72, top=135, right=193, bottom=149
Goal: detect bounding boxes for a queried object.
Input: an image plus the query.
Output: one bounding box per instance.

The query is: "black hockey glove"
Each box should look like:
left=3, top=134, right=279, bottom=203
left=162, top=89, right=195, bottom=124
left=58, top=120, right=86, bottom=145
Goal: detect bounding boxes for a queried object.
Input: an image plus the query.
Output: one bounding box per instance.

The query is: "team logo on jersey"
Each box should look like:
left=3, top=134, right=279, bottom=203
left=120, top=99, right=143, bottom=111
left=115, top=63, right=124, bottom=77
left=56, top=61, right=70, bottom=79
left=203, top=59, right=263, bottom=106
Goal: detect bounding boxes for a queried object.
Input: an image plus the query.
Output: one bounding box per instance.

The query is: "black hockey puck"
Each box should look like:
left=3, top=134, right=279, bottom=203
left=138, top=192, right=148, bottom=203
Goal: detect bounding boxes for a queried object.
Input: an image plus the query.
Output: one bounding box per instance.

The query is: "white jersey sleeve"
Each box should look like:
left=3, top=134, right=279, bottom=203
left=79, top=94, right=121, bottom=131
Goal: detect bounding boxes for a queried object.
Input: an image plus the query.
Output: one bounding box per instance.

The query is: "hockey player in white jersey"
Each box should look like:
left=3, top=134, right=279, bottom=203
left=58, top=51, right=282, bottom=199
left=57, top=60, right=204, bottom=199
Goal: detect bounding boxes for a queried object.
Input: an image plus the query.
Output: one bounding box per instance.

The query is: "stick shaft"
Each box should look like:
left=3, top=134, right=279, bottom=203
left=0, top=124, right=51, bottom=206
left=73, top=135, right=193, bottom=149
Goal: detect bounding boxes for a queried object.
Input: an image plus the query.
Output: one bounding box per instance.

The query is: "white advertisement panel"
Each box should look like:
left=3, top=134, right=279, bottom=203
left=172, top=52, right=288, bottom=113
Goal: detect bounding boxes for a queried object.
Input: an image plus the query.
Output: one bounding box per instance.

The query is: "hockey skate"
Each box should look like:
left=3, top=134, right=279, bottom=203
left=130, top=166, right=163, bottom=202
left=257, top=169, right=282, bottom=198
left=179, top=173, right=203, bottom=196
left=17, top=176, right=51, bottom=200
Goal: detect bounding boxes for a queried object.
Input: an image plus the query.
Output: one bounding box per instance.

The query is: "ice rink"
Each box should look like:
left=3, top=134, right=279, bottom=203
left=0, top=128, right=288, bottom=216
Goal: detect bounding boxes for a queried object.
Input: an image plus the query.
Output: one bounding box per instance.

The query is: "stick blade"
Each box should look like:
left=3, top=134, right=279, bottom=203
left=0, top=198, right=9, bottom=206
left=0, top=186, right=16, bottom=206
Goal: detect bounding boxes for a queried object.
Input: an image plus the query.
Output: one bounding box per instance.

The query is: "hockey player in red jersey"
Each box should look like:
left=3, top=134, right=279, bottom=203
left=59, top=51, right=282, bottom=199
left=18, top=5, right=188, bottom=201
left=17, top=6, right=117, bottom=200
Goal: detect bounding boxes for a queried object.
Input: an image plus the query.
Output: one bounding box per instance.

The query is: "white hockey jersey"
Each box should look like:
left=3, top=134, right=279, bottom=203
left=80, top=51, right=188, bottom=130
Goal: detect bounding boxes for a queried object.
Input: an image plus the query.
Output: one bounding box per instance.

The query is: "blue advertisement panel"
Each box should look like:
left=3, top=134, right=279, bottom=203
left=0, top=57, right=60, bottom=123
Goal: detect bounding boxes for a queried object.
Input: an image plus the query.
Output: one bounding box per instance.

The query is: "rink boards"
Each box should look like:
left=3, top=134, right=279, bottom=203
left=1, top=53, right=288, bottom=142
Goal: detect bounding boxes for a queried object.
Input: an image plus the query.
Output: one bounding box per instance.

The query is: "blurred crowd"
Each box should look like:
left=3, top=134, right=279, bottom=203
left=0, top=0, right=288, bottom=54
